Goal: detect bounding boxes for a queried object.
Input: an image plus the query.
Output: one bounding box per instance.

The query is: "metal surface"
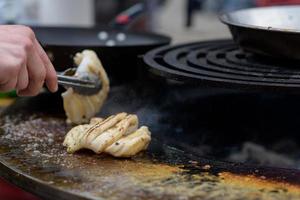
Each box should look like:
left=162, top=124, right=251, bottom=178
left=144, top=40, right=300, bottom=92
left=220, top=6, right=300, bottom=60
left=2, top=81, right=300, bottom=199
left=57, top=68, right=102, bottom=95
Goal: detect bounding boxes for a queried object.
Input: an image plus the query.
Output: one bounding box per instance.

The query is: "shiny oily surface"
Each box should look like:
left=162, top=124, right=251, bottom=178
left=1, top=95, right=300, bottom=200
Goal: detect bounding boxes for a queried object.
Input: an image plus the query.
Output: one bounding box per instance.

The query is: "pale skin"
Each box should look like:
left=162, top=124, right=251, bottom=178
left=0, top=25, right=58, bottom=96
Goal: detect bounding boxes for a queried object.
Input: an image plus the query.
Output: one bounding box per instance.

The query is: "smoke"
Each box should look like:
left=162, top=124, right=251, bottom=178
left=93, top=80, right=300, bottom=170
left=228, top=142, right=297, bottom=168
left=98, top=83, right=166, bottom=134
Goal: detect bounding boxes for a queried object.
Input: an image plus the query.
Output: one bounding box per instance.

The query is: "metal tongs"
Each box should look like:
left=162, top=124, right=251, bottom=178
left=57, top=68, right=101, bottom=95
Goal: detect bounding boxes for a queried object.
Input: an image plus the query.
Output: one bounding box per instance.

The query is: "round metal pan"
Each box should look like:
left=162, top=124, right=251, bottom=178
left=220, top=6, right=300, bottom=60
left=32, top=26, right=171, bottom=84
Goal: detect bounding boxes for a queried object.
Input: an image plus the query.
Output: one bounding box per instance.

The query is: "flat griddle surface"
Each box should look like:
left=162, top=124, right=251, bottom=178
left=1, top=87, right=300, bottom=200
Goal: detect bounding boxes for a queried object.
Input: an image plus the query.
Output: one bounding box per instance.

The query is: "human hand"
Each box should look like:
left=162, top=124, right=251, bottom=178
left=0, top=25, right=58, bottom=96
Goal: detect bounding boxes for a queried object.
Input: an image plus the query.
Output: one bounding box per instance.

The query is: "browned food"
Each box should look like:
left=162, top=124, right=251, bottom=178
left=63, top=113, right=151, bottom=157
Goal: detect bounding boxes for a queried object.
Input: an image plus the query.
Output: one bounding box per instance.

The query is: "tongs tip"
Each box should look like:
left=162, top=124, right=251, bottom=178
left=57, top=68, right=102, bottom=96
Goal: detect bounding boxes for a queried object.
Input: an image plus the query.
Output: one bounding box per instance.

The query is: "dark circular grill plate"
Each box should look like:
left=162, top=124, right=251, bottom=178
left=144, top=40, right=300, bottom=91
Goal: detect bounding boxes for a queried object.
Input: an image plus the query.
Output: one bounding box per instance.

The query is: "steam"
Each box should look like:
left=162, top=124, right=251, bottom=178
left=229, top=142, right=298, bottom=168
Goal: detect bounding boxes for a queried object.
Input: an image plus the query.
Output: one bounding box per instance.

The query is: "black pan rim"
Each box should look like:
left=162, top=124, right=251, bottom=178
left=32, top=26, right=172, bottom=48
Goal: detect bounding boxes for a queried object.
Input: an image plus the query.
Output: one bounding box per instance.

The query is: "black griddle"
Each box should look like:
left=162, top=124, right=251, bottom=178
left=1, top=80, right=300, bottom=199
left=2, top=39, right=300, bottom=199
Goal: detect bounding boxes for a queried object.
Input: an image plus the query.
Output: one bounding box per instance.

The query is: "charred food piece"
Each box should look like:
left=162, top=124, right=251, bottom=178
left=63, top=113, right=151, bottom=157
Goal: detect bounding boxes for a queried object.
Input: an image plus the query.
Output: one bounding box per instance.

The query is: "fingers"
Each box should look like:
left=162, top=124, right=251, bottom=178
left=16, top=62, right=29, bottom=92
left=34, top=39, right=58, bottom=93
left=16, top=25, right=58, bottom=93
left=18, top=42, right=46, bottom=96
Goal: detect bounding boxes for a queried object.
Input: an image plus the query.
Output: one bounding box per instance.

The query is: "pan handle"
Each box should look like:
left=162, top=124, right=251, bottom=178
left=109, top=3, right=145, bottom=30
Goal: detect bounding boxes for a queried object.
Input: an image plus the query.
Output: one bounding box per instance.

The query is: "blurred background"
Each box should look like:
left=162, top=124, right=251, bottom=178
left=1, top=0, right=300, bottom=43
